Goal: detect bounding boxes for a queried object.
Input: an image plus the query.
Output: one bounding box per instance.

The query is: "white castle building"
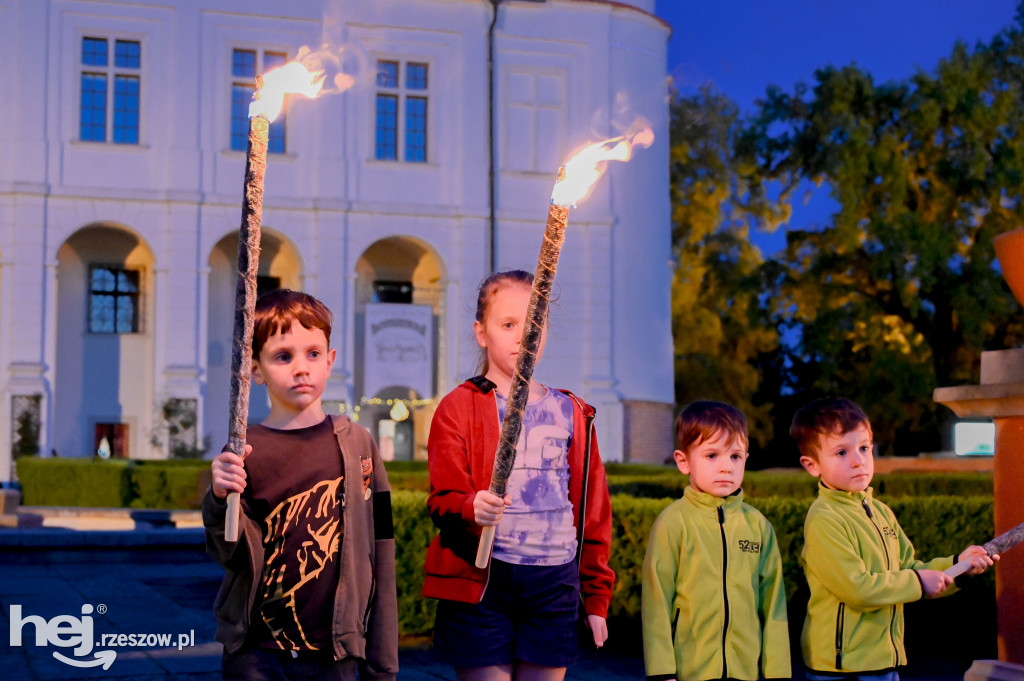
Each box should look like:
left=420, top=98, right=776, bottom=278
left=0, top=0, right=673, bottom=479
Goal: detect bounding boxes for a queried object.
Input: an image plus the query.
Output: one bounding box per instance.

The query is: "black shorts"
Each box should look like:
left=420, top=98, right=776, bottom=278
left=433, top=558, right=581, bottom=669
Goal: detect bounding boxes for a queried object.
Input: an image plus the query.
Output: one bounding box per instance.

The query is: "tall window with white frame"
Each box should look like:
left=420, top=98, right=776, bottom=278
left=375, top=60, right=428, bottom=162
left=79, top=36, right=141, bottom=144
left=230, top=49, right=287, bottom=153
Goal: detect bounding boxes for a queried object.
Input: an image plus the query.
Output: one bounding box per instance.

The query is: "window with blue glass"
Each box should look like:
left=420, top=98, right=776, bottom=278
left=89, top=266, right=140, bottom=334
left=374, top=59, right=429, bottom=162
left=231, top=49, right=287, bottom=153
left=79, top=37, right=140, bottom=144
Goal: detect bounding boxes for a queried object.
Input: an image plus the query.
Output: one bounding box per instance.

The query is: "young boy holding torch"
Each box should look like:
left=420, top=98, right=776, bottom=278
left=203, top=289, right=398, bottom=681
left=642, top=401, right=791, bottom=681
left=792, top=397, right=996, bottom=681
left=423, top=270, right=614, bottom=681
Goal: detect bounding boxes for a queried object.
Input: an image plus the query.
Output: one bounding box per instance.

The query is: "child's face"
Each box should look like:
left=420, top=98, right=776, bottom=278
left=800, top=422, right=874, bottom=492
left=252, top=323, right=336, bottom=418
left=473, top=284, right=546, bottom=385
left=674, top=429, right=748, bottom=497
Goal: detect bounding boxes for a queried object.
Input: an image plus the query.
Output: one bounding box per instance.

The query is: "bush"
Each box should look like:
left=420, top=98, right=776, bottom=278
left=602, top=468, right=991, bottom=500
left=16, top=457, right=134, bottom=507
left=387, top=491, right=995, bottom=641
left=130, top=460, right=211, bottom=509
left=393, top=491, right=436, bottom=635
left=607, top=494, right=994, bottom=622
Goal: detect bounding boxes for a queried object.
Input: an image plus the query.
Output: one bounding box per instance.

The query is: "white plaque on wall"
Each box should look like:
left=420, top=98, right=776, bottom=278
left=364, top=303, right=434, bottom=399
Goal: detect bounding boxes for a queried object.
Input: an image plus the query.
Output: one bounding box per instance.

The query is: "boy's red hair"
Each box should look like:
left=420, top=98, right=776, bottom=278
left=790, top=397, right=871, bottom=461
left=675, top=401, right=748, bottom=453
left=252, top=289, right=333, bottom=359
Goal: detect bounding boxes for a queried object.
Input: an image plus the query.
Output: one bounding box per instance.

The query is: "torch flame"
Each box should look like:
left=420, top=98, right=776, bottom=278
left=249, top=62, right=326, bottom=123
left=550, top=125, right=654, bottom=208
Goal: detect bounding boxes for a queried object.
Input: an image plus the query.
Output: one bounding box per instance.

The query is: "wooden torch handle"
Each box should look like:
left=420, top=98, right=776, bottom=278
left=944, top=560, right=972, bottom=579
left=225, top=492, right=241, bottom=542
left=476, top=525, right=497, bottom=569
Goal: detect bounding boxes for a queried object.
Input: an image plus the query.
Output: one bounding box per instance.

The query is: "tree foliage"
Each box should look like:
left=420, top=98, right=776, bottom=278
left=670, top=15, right=1024, bottom=457
left=669, top=86, right=782, bottom=449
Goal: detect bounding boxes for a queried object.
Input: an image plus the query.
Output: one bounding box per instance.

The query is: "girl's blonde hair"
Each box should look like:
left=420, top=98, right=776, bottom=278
left=474, top=269, right=533, bottom=376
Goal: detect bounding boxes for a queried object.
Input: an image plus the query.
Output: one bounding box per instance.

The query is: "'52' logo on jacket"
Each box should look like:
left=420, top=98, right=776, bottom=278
left=737, top=539, right=761, bottom=554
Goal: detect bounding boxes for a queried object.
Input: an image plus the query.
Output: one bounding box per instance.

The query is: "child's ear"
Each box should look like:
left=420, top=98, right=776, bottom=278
left=251, top=360, right=266, bottom=386
left=799, top=454, right=820, bottom=477
left=673, top=449, right=690, bottom=475
left=473, top=320, right=487, bottom=349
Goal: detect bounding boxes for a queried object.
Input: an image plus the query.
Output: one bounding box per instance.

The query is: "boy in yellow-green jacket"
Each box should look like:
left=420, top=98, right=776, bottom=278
left=792, top=397, right=996, bottom=681
left=642, top=401, right=790, bottom=681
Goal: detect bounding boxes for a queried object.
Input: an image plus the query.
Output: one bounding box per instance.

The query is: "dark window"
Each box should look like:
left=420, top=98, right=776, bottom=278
left=89, top=266, right=140, bottom=334
left=113, top=76, right=140, bottom=143
left=80, top=73, right=107, bottom=141
left=114, top=40, right=140, bottom=68
left=377, top=61, right=398, bottom=87
left=82, top=37, right=108, bottom=66
left=406, top=97, right=427, bottom=162
left=375, top=94, right=398, bottom=160
left=231, top=49, right=288, bottom=153
left=406, top=63, right=428, bottom=90
left=79, top=37, right=140, bottom=144
left=372, top=280, right=413, bottom=304
left=374, top=59, right=428, bottom=162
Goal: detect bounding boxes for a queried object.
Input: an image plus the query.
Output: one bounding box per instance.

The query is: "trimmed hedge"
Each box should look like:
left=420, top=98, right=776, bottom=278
left=604, top=470, right=993, bottom=500
left=16, top=457, right=209, bottom=509
left=130, top=460, right=211, bottom=509
left=382, top=465, right=994, bottom=499
left=16, top=457, right=134, bottom=507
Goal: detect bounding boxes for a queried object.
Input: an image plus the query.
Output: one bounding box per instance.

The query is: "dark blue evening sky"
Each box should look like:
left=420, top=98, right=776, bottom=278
left=654, top=0, right=1020, bottom=253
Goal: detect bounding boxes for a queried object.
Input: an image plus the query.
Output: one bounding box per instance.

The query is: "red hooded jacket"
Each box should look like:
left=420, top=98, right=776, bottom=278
left=422, top=376, right=615, bottom=617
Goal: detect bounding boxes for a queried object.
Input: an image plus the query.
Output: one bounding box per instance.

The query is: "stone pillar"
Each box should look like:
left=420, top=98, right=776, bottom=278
left=993, top=415, right=1024, bottom=663
left=934, top=348, right=1024, bottom=664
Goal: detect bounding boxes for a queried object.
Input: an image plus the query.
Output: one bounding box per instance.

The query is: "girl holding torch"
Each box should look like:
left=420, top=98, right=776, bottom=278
left=422, top=270, right=614, bottom=681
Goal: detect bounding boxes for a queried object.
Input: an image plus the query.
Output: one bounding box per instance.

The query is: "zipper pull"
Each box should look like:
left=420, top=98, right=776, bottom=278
left=861, top=500, right=873, bottom=518
left=717, top=506, right=725, bottom=523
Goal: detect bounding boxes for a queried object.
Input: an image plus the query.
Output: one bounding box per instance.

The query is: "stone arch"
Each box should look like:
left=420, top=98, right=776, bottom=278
left=354, top=235, right=445, bottom=461
left=53, top=222, right=156, bottom=458
left=204, top=228, right=303, bottom=445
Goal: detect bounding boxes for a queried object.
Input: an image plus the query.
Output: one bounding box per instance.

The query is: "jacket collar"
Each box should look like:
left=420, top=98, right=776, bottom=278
left=817, top=481, right=874, bottom=504
left=683, top=484, right=744, bottom=510
left=461, top=376, right=597, bottom=419
left=467, top=375, right=497, bottom=393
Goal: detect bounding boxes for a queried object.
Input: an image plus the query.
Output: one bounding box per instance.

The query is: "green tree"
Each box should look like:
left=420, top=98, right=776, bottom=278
left=670, top=86, right=783, bottom=450
left=743, top=20, right=1024, bottom=454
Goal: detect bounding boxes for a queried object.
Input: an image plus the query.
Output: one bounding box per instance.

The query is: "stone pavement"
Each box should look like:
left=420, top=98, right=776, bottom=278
left=0, top=525, right=647, bottom=681
left=0, top=522, right=969, bottom=680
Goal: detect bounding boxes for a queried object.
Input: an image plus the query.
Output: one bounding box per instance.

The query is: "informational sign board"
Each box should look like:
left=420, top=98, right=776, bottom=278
left=364, top=303, right=433, bottom=400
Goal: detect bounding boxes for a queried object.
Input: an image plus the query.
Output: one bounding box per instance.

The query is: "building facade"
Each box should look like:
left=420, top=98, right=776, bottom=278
left=0, top=0, right=673, bottom=479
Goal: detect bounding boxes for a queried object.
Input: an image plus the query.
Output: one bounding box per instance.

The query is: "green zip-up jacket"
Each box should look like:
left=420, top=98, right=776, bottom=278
left=642, top=487, right=790, bottom=681
left=800, top=484, right=955, bottom=675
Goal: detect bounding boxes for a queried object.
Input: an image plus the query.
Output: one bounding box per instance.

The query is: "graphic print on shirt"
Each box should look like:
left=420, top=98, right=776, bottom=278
left=494, top=387, right=577, bottom=565
left=259, top=476, right=343, bottom=650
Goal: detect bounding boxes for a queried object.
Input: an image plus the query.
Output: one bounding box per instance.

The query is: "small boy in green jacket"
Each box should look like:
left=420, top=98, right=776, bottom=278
left=642, top=401, right=790, bottom=681
left=792, top=397, right=996, bottom=681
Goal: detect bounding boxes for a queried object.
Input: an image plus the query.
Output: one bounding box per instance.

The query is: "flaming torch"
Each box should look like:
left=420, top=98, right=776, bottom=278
left=475, top=127, right=654, bottom=568
left=224, top=63, right=324, bottom=542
